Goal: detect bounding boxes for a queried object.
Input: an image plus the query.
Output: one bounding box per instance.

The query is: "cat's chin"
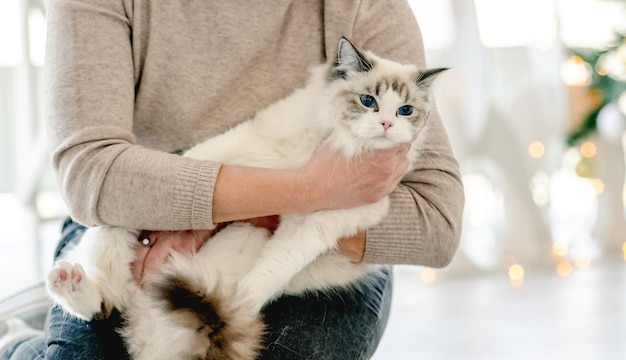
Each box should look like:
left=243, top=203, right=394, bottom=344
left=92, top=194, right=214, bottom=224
left=365, top=136, right=410, bottom=150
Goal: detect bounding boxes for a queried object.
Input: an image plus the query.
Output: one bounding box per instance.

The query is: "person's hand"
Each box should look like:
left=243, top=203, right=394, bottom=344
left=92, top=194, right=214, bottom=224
left=241, top=215, right=280, bottom=234
left=300, top=142, right=410, bottom=211
left=132, top=229, right=212, bottom=284
left=337, top=231, right=366, bottom=263
left=131, top=216, right=280, bottom=283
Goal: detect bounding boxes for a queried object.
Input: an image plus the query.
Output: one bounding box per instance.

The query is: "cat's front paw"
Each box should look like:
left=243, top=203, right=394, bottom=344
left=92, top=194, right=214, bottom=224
left=46, top=260, right=103, bottom=321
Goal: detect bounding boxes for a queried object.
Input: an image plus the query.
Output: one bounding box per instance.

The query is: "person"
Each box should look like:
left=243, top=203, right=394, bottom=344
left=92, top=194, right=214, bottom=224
left=0, top=0, right=464, bottom=359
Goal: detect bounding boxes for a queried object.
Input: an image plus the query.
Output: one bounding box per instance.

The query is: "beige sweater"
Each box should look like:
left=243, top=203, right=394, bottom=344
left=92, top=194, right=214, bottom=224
left=45, top=0, right=464, bottom=267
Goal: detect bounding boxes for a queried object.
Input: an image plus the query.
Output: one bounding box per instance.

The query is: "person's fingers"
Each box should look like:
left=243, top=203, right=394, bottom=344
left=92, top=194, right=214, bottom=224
left=131, top=242, right=150, bottom=283
left=142, top=233, right=172, bottom=279
left=136, top=230, right=214, bottom=283
left=183, top=230, right=213, bottom=252
left=336, top=231, right=366, bottom=263
left=395, top=156, right=410, bottom=178
left=241, top=215, right=280, bottom=233
left=394, top=142, right=411, bottom=156
left=132, top=231, right=158, bottom=283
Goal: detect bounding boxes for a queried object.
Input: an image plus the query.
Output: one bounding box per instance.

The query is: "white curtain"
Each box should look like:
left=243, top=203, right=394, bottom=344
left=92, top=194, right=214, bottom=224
left=410, top=0, right=626, bottom=276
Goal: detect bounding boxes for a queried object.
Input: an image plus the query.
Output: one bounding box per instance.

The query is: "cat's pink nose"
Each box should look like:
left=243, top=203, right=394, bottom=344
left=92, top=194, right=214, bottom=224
left=380, top=121, right=393, bottom=131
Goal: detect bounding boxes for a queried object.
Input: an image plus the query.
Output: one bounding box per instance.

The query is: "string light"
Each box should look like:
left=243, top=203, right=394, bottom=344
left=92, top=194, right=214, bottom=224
left=421, top=268, right=437, bottom=283
left=528, top=141, right=545, bottom=159
left=575, top=257, right=591, bottom=269
left=595, top=43, right=626, bottom=82
left=580, top=141, right=597, bottom=158
left=595, top=62, right=609, bottom=76
left=508, top=264, right=524, bottom=287
left=590, top=178, right=604, bottom=195
left=561, top=55, right=593, bottom=86
left=552, top=242, right=569, bottom=257
left=556, top=261, right=573, bottom=277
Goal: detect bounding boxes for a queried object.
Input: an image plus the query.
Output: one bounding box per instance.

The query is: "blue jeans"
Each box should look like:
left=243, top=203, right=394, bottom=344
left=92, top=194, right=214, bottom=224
left=2, top=218, right=392, bottom=359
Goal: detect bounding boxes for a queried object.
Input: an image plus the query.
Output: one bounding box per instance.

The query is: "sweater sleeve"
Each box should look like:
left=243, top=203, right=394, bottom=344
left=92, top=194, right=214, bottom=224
left=350, top=0, right=464, bottom=267
left=45, top=0, right=219, bottom=230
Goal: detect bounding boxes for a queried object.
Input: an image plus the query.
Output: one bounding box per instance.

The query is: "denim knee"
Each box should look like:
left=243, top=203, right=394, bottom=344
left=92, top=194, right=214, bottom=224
left=259, top=267, right=393, bottom=360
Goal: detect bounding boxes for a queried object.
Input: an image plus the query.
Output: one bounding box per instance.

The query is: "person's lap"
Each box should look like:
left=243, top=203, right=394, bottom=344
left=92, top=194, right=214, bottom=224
left=2, top=218, right=392, bottom=359
left=259, top=270, right=392, bottom=359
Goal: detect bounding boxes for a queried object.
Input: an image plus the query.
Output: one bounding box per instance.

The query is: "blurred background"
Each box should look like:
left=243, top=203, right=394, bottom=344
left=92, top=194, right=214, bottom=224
left=1, top=0, right=625, bottom=359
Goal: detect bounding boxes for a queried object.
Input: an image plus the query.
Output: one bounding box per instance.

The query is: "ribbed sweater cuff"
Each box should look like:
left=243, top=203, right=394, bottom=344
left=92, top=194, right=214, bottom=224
left=363, top=192, right=424, bottom=265
left=172, top=158, right=222, bottom=229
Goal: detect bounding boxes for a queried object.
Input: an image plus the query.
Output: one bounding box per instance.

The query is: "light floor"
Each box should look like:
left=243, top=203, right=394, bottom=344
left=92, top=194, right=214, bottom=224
left=374, top=263, right=626, bottom=360
left=1, top=195, right=625, bottom=360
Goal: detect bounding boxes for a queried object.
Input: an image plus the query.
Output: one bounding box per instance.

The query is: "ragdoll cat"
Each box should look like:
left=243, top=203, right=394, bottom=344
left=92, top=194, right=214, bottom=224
left=46, top=37, right=447, bottom=360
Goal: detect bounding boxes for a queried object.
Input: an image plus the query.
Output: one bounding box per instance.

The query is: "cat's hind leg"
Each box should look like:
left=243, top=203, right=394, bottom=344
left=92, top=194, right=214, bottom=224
left=238, top=199, right=389, bottom=310
left=46, top=260, right=103, bottom=321
left=46, top=226, right=140, bottom=320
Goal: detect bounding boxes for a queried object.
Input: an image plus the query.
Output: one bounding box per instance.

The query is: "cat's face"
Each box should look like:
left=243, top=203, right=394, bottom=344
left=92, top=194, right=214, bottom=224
left=337, top=66, right=429, bottom=148
left=328, top=38, right=446, bottom=150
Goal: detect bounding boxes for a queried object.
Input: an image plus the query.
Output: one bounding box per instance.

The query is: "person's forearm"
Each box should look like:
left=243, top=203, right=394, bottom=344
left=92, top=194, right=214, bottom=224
left=214, top=164, right=368, bottom=262
left=211, top=164, right=311, bottom=223
left=211, top=142, right=411, bottom=224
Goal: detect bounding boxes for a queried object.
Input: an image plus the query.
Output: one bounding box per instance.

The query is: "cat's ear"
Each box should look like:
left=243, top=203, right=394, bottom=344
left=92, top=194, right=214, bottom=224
left=415, top=67, right=449, bottom=89
left=330, top=37, right=373, bottom=80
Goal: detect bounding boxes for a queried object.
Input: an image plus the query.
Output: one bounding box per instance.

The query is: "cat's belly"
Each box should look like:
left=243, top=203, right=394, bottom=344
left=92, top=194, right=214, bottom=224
left=193, top=222, right=270, bottom=282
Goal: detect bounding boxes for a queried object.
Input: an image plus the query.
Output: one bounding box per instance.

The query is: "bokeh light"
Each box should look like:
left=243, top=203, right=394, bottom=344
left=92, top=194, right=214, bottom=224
left=421, top=268, right=437, bottom=283
left=561, top=55, right=593, bottom=86
left=556, top=261, right=573, bottom=277
left=508, top=264, right=525, bottom=287
left=580, top=141, right=597, bottom=158
left=528, top=141, right=545, bottom=159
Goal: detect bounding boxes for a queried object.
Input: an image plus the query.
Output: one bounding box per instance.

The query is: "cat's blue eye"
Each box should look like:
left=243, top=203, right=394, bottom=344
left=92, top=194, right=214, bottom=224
left=360, top=94, right=377, bottom=109
left=397, top=105, right=413, bottom=116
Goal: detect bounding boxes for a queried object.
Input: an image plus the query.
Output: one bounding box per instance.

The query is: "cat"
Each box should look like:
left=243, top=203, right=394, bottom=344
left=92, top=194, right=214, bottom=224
left=46, top=37, right=447, bottom=360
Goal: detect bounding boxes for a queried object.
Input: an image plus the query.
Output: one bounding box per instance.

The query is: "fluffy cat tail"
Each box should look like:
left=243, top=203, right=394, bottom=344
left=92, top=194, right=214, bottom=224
left=154, top=273, right=264, bottom=360
left=123, top=256, right=264, bottom=360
